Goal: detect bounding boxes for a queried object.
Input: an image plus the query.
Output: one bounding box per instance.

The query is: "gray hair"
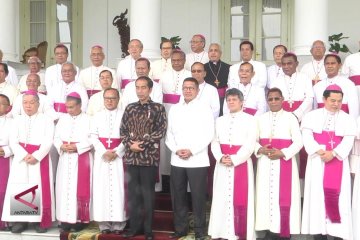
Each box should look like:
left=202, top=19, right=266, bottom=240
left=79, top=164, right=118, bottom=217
left=225, top=88, right=244, bottom=101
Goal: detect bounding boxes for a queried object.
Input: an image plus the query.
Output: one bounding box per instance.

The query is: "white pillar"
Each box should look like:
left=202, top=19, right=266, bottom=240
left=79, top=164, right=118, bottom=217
left=293, top=0, right=328, bottom=56
left=130, top=0, right=161, bottom=60
left=0, top=0, right=17, bottom=61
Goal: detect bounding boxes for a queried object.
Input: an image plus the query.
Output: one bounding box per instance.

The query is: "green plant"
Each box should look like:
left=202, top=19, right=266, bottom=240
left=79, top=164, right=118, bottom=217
left=328, top=33, right=352, bottom=54
left=161, top=36, right=182, bottom=49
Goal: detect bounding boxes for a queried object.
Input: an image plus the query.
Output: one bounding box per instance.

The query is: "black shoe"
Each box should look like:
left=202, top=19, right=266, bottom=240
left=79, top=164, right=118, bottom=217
left=0, top=226, right=11, bottom=231
left=122, top=230, right=143, bottom=238
left=34, top=224, right=48, bottom=233
left=59, top=223, right=71, bottom=233
left=169, top=232, right=187, bottom=239
left=73, top=222, right=88, bottom=232
left=146, top=234, right=154, bottom=240
left=101, top=229, right=111, bottom=234
left=11, top=222, right=28, bottom=233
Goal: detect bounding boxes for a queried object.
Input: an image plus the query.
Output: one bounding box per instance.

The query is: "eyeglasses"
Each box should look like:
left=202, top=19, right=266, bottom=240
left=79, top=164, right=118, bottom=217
left=191, top=70, right=203, bottom=73
left=267, top=97, right=282, bottom=102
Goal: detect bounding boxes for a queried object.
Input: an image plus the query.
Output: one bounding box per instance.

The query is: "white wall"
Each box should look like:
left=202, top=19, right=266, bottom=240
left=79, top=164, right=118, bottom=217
left=328, top=0, right=360, bottom=56
left=82, top=0, right=219, bottom=68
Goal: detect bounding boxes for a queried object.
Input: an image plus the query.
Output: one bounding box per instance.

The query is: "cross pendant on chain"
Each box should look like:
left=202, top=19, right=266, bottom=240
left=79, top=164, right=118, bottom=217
left=106, top=138, right=113, bottom=148
left=329, top=139, right=335, bottom=149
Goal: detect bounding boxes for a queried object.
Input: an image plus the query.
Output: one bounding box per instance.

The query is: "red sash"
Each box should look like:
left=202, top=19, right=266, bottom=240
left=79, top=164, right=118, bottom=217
left=317, top=103, right=349, bottom=114
left=313, top=131, right=343, bottom=223
left=349, top=75, right=360, bottom=86
left=0, top=153, right=10, bottom=229
left=54, top=103, right=67, bottom=113
left=259, top=138, right=292, bottom=237
left=217, top=87, right=227, bottom=98
left=19, top=142, right=52, bottom=228
left=121, top=79, right=132, bottom=89
left=220, top=144, right=248, bottom=239
left=163, top=93, right=180, bottom=104
left=62, top=141, right=91, bottom=222
left=243, top=107, right=257, bottom=116
left=282, top=100, right=302, bottom=112
left=86, top=89, right=101, bottom=98
left=98, top=137, right=122, bottom=150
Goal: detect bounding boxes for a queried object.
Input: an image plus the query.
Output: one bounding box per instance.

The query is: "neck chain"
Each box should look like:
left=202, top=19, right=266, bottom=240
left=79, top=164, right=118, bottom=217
left=323, top=109, right=338, bottom=149
left=241, top=83, right=252, bottom=109
left=208, top=62, right=222, bottom=87
left=312, top=59, right=323, bottom=81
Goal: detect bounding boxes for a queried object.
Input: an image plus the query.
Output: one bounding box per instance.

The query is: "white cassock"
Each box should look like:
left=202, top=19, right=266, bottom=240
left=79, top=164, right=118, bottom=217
left=166, top=99, right=214, bottom=168
left=223, top=83, right=266, bottom=116
left=2, top=113, right=55, bottom=222
left=87, top=91, right=105, bottom=117
left=300, top=58, right=327, bottom=84
left=54, top=112, right=93, bottom=223
left=90, top=108, right=127, bottom=224
left=120, top=80, right=163, bottom=111
left=116, top=56, right=137, bottom=90
left=228, top=60, right=267, bottom=89
left=208, top=111, right=256, bottom=240
left=267, top=64, right=284, bottom=89
left=185, top=51, right=210, bottom=70
left=301, top=109, right=356, bottom=240
left=5, top=65, right=19, bottom=87
left=352, top=116, right=360, bottom=240
left=313, top=76, right=359, bottom=118
left=254, top=110, right=303, bottom=235
left=47, top=80, right=88, bottom=118
left=17, top=72, right=47, bottom=93
left=150, top=58, right=172, bottom=82
left=0, top=82, right=18, bottom=106
left=45, top=63, right=80, bottom=92
left=192, top=81, right=220, bottom=119
left=79, top=65, right=118, bottom=95
left=11, top=92, right=58, bottom=121
left=159, top=68, right=191, bottom=175
left=270, top=72, right=313, bottom=122
left=342, top=52, right=360, bottom=103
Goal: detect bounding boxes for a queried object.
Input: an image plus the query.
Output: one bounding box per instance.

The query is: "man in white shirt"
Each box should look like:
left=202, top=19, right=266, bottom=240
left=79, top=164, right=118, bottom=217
left=166, top=78, right=214, bottom=240
left=228, top=40, right=267, bottom=89
left=224, top=62, right=266, bottom=116
left=79, top=45, right=117, bottom=98
left=150, top=40, right=173, bottom=82
left=45, top=44, right=80, bottom=92
left=0, top=49, right=18, bottom=87
left=300, top=40, right=327, bottom=85
left=17, top=56, right=46, bottom=94
left=185, top=34, right=209, bottom=70
left=121, top=57, right=163, bottom=111
left=342, top=51, right=360, bottom=103
left=116, top=39, right=143, bottom=90
left=0, top=63, right=18, bottom=106
left=267, top=45, right=287, bottom=89
left=191, top=62, right=220, bottom=118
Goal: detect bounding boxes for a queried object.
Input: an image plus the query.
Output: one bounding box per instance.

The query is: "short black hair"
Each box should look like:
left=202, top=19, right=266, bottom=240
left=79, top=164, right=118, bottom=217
left=273, top=44, right=288, bottom=53
left=323, top=89, right=343, bottom=99
left=54, top=44, right=69, bottom=54
left=0, top=63, right=9, bottom=75
left=136, top=57, right=151, bottom=69
left=136, top=76, right=153, bottom=89
left=267, top=87, right=283, bottom=98
left=99, top=69, right=113, bottom=79
left=240, top=40, right=254, bottom=51
left=282, top=52, right=298, bottom=62
left=66, top=96, right=82, bottom=105
left=183, top=77, right=199, bottom=89
left=160, top=39, right=174, bottom=49
left=0, top=94, right=10, bottom=105
left=103, top=88, right=120, bottom=99
left=225, top=88, right=244, bottom=101
left=324, top=53, right=341, bottom=64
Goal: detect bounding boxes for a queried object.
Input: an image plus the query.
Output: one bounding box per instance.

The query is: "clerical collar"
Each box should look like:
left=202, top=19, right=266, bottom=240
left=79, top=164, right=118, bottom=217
left=70, top=112, right=82, bottom=119
left=211, top=61, right=218, bottom=65
left=230, top=110, right=242, bottom=117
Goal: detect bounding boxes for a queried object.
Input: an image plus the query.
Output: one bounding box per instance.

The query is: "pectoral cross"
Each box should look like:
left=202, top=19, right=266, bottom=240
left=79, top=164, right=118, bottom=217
left=106, top=138, right=113, bottom=148
left=214, top=79, right=220, bottom=87
left=312, top=75, right=320, bottom=86
left=329, top=139, right=335, bottom=149
left=289, top=100, right=294, bottom=108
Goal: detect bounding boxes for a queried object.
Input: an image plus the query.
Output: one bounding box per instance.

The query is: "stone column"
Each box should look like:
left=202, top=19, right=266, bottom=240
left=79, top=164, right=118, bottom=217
left=130, top=0, right=161, bottom=60
left=293, top=0, right=328, bottom=56
left=0, top=0, right=17, bottom=61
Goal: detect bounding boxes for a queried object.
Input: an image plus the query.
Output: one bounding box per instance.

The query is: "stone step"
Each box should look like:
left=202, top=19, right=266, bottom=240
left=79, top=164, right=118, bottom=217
left=0, top=227, right=59, bottom=240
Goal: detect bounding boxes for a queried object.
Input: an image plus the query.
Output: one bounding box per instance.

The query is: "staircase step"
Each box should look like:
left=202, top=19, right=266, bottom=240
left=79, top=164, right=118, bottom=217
left=155, top=193, right=173, bottom=211
left=153, top=210, right=174, bottom=232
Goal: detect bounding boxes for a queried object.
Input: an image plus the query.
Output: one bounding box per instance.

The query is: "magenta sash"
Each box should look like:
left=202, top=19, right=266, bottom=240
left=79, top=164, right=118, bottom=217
left=0, top=153, right=10, bottom=229
left=220, top=144, right=248, bottom=239
left=259, top=138, right=292, bottom=237
left=349, top=75, right=360, bottom=86
left=63, top=141, right=91, bottom=222
left=121, top=79, right=132, bottom=89
left=86, top=89, right=100, bottom=98
left=153, top=79, right=160, bottom=83
left=243, top=107, right=257, bottom=116
left=313, top=131, right=343, bottom=223
left=317, top=103, right=349, bottom=113
left=217, top=87, right=227, bottom=98
left=98, top=137, right=122, bottom=150
left=282, top=100, right=302, bottom=112
left=163, top=93, right=181, bottom=104
left=19, top=142, right=52, bottom=228
left=54, top=102, right=67, bottom=113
